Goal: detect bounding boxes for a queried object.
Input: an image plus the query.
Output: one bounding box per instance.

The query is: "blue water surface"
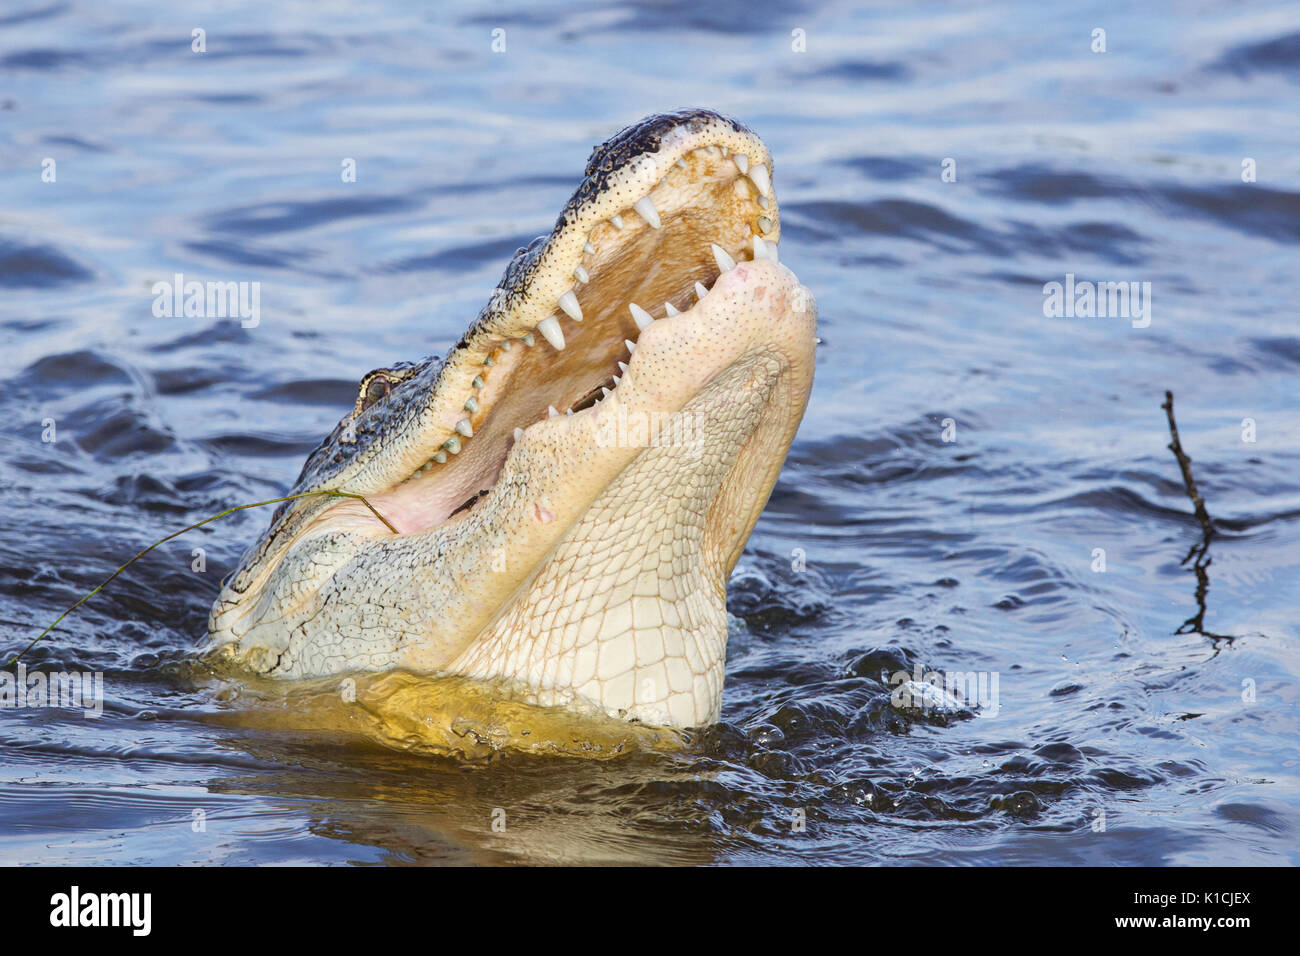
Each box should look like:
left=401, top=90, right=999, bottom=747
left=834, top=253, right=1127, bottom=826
left=1, top=0, right=1297, bottom=865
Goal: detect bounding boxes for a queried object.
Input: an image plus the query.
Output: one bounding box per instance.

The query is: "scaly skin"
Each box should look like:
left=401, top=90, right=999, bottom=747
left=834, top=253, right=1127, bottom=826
left=208, top=110, right=816, bottom=728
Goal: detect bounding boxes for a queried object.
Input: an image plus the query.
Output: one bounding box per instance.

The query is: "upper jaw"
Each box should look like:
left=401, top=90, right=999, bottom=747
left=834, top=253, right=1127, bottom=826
left=288, top=109, right=780, bottom=504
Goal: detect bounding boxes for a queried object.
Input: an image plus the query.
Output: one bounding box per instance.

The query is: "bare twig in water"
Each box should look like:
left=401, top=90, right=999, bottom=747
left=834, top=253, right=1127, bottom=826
left=1161, top=391, right=1230, bottom=641
left=1161, top=390, right=1214, bottom=562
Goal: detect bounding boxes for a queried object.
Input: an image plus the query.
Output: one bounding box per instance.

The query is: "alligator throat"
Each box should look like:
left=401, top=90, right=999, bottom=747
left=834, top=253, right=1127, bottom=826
left=208, top=109, right=817, bottom=728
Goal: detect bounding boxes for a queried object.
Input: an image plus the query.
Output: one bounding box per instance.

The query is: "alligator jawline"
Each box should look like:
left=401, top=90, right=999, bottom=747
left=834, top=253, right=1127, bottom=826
left=209, top=110, right=816, bottom=730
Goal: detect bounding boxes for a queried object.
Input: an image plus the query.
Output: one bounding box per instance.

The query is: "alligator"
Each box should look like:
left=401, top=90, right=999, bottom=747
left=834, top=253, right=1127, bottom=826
left=207, top=109, right=816, bottom=729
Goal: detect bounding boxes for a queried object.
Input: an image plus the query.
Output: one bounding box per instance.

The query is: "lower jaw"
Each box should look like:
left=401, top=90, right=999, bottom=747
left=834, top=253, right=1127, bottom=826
left=386, top=257, right=810, bottom=643
left=434, top=342, right=800, bottom=727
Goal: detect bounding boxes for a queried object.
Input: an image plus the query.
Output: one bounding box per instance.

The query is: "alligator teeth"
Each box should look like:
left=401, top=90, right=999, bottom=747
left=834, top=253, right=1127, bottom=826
left=613, top=375, right=620, bottom=385
left=455, top=418, right=473, bottom=438
left=601, top=386, right=611, bottom=398
left=747, top=163, right=771, bottom=198
left=663, top=301, right=679, bottom=316
left=566, top=408, right=573, bottom=416
left=695, top=281, right=708, bottom=300
left=583, top=241, right=595, bottom=255
left=629, top=302, right=654, bottom=331
left=676, top=158, right=687, bottom=169
left=721, top=146, right=729, bottom=157
left=624, top=339, right=637, bottom=354
left=434, top=451, right=447, bottom=463
left=513, top=427, right=523, bottom=441
left=711, top=243, right=736, bottom=272
left=757, top=215, right=773, bottom=234
left=501, top=340, right=512, bottom=351
left=558, top=290, right=583, bottom=322
left=634, top=196, right=661, bottom=229
left=472, top=375, right=484, bottom=389
left=757, top=195, right=770, bottom=210
left=522, top=332, right=534, bottom=347
left=418, top=462, right=432, bottom=473
left=618, top=361, right=629, bottom=374
left=574, top=265, right=589, bottom=284
left=537, top=316, right=566, bottom=350
left=752, top=235, right=777, bottom=262
left=548, top=405, right=559, bottom=418
left=464, top=396, right=479, bottom=413
left=733, top=153, right=749, bottom=174
left=443, top=436, right=461, bottom=455
left=610, top=214, right=623, bottom=230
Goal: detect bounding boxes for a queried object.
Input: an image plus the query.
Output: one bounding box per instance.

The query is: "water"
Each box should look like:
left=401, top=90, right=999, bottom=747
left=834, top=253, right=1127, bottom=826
left=2, top=0, right=1298, bottom=865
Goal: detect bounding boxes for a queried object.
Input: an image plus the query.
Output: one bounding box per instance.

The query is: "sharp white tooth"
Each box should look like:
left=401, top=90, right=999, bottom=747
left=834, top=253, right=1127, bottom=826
left=733, top=153, right=749, bottom=174
left=624, top=339, right=636, bottom=354
left=663, top=302, right=679, bottom=316
left=537, top=315, right=566, bottom=350
left=707, top=145, right=720, bottom=156
left=721, top=146, right=728, bottom=157
left=455, top=418, right=473, bottom=438
left=472, top=375, right=484, bottom=389
left=629, top=302, right=654, bottom=330
left=601, top=387, right=611, bottom=398
left=618, top=361, right=629, bottom=374
left=711, top=243, right=736, bottom=272
left=753, top=235, right=767, bottom=260
left=574, top=265, right=589, bottom=284
left=757, top=195, right=770, bottom=210
left=513, top=427, right=523, bottom=441
left=418, top=462, right=431, bottom=473
left=501, top=340, right=512, bottom=351
left=634, top=196, right=661, bottom=229
left=548, top=405, right=559, bottom=418
left=676, top=158, right=687, bottom=169
left=757, top=215, right=773, bottom=234
left=522, top=332, right=534, bottom=346
left=443, top=436, right=461, bottom=455
left=434, top=451, right=447, bottom=463
left=464, top=396, right=479, bottom=413
left=613, top=375, right=620, bottom=385
left=558, top=290, right=583, bottom=322
left=566, top=408, right=573, bottom=416
left=747, top=163, right=771, bottom=198
left=584, top=241, right=595, bottom=255
left=610, top=214, right=623, bottom=230
left=695, top=281, right=708, bottom=300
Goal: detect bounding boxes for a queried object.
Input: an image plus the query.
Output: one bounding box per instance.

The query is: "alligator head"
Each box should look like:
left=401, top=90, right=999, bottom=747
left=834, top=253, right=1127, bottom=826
left=208, top=109, right=817, bottom=728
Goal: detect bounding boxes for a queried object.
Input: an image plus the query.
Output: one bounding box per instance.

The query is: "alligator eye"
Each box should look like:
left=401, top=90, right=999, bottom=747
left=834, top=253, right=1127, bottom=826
left=360, top=375, right=392, bottom=412
left=354, top=362, right=419, bottom=417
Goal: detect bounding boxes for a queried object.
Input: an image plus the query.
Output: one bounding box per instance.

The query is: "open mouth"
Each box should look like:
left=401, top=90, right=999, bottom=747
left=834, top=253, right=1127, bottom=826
left=352, top=141, right=784, bottom=537
left=211, top=110, right=816, bottom=725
